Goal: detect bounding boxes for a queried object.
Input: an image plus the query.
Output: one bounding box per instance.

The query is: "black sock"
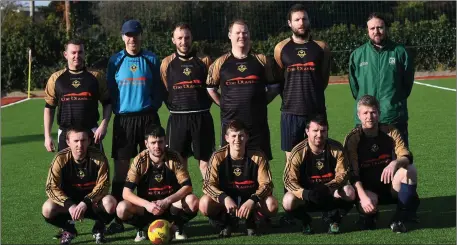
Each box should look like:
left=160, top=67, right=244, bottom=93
left=94, top=204, right=116, bottom=226
left=170, top=206, right=197, bottom=227
left=285, top=205, right=311, bottom=224
left=394, top=183, right=419, bottom=222
left=43, top=213, right=76, bottom=233
left=125, top=215, right=149, bottom=230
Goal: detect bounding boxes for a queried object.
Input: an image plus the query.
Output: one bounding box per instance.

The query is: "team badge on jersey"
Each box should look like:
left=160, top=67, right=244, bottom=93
left=130, top=64, right=138, bottom=72
left=297, top=50, right=306, bottom=58
left=155, top=174, right=163, bottom=182
left=237, top=64, right=247, bottom=72
left=183, top=68, right=192, bottom=76
left=371, top=144, right=379, bottom=152
left=72, top=80, right=81, bottom=88
left=316, top=161, right=324, bottom=170
left=233, top=168, right=242, bottom=176
left=389, top=57, right=396, bottom=65
left=77, top=168, right=86, bottom=179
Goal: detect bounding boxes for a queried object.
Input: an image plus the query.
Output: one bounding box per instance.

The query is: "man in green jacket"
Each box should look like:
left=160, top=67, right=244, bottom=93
left=349, top=13, right=414, bottom=146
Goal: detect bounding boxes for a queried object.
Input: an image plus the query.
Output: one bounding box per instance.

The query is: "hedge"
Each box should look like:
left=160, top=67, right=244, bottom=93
left=1, top=14, right=455, bottom=92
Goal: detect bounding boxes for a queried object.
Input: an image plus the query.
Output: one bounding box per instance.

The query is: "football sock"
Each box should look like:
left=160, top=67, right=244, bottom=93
left=395, top=183, right=419, bottom=221
left=43, top=213, right=76, bottom=233
left=170, top=206, right=197, bottom=227
left=125, top=214, right=149, bottom=230
left=285, top=205, right=311, bottom=224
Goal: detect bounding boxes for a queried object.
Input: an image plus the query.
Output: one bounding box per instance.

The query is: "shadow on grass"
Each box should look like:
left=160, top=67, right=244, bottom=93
left=2, top=133, right=57, bottom=145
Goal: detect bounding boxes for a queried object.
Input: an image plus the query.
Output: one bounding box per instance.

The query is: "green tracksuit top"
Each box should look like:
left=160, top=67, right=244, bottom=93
left=349, top=40, right=414, bottom=125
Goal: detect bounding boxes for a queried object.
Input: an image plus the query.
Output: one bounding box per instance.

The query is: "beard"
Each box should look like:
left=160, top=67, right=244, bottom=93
left=292, top=28, right=310, bottom=39
left=370, top=35, right=386, bottom=45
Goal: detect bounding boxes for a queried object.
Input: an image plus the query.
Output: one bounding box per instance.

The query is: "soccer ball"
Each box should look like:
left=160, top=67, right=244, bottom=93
left=148, top=219, right=171, bottom=244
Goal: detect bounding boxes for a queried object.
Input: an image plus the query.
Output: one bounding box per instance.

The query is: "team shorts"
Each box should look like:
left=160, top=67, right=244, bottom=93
left=363, top=184, right=398, bottom=205
left=280, top=112, right=308, bottom=152
left=220, top=120, right=272, bottom=160
left=58, top=128, right=103, bottom=152
left=112, top=110, right=161, bottom=160
left=166, top=111, right=215, bottom=162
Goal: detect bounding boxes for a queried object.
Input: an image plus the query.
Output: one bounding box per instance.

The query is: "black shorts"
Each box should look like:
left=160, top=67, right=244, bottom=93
left=112, top=111, right=161, bottom=160
left=364, top=184, right=398, bottom=205
left=220, top=120, right=272, bottom=160
left=58, top=128, right=103, bottom=152
left=280, top=112, right=310, bottom=152
left=166, top=111, right=215, bottom=162
left=301, top=198, right=349, bottom=212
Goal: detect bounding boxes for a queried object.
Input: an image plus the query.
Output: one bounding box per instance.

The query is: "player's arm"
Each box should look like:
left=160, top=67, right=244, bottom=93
left=202, top=154, right=226, bottom=203
left=44, top=74, right=58, bottom=152
left=94, top=71, right=112, bottom=143
left=123, top=158, right=152, bottom=209
left=206, top=58, right=222, bottom=106
left=262, top=55, right=281, bottom=104
left=344, top=132, right=369, bottom=198
left=325, top=146, right=348, bottom=189
left=150, top=55, right=167, bottom=105
left=273, top=43, right=286, bottom=94
left=390, top=127, right=412, bottom=169
left=45, top=156, right=74, bottom=209
left=401, top=48, right=415, bottom=98
left=253, top=154, right=273, bottom=201
left=348, top=51, right=359, bottom=99
left=283, top=150, right=306, bottom=199
left=83, top=156, right=110, bottom=206
left=164, top=157, right=193, bottom=205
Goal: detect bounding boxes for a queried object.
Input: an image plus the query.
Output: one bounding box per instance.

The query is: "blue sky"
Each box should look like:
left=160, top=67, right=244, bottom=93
left=20, top=1, right=50, bottom=7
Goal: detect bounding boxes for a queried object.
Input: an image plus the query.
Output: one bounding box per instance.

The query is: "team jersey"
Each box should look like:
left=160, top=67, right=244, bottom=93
left=344, top=124, right=412, bottom=189
left=203, top=145, right=273, bottom=204
left=283, top=138, right=348, bottom=200
left=125, top=148, right=191, bottom=201
left=206, top=51, right=278, bottom=127
left=44, top=67, right=110, bottom=130
left=160, top=52, right=212, bottom=112
left=45, top=147, right=110, bottom=209
left=274, top=37, right=330, bottom=116
left=107, top=49, right=164, bottom=114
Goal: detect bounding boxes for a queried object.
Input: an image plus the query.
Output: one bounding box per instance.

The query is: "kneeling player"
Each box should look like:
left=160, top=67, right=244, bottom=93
left=116, top=125, right=199, bottom=242
left=42, top=128, right=117, bottom=244
left=282, top=115, right=355, bottom=234
left=344, top=95, right=419, bottom=233
left=199, top=120, right=278, bottom=237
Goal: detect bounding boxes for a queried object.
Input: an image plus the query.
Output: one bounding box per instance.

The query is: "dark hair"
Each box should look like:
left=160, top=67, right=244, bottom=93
left=228, top=18, right=249, bottom=32
left=65, top=126, right=89, bottom=140
left=306, top=114, right=329, bottom=129
left=144, top=125, right=166, bottom=139
left=357, top=94, right=380, bottom=112
left=173, top=22, right=192, bottom=36
left=225, top=119, right=247, bottom=134
left=367, top=12, right=386, bottom=25
left=287, top=4, right=307, bottom=21
left=65, top=39, right=84, bottom=50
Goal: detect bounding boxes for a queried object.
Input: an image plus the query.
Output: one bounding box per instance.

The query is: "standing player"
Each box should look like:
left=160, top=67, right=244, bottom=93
left=274, top=4, right=331, bottom=160
left=349, top=13, right=414, bottom=146
left=282, top=115, right=355, bottom=234
left=44, top=39, right=111, bottom=152
left=344, top=95, right=419, bottom=233
left=116, top=125, right=199, bottom=242
left=199, top=120, right=278, bottom=237
left=160, top=23, right=215, bottom=178
left=106, top=19, right=165, bottom=233
left=42, top=128, right=117, bottom=244
left=206, top=19, right=280, bottom=160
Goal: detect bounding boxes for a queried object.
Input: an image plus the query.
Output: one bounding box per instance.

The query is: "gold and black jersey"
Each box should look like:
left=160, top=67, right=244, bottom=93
left=44, top=67, right=110, bottom=129
left=45, top=147, right=110, bottom=209
left=274, top=37, right=330, bottom=116
left=125, top=148, right=191, bottom=201
left=160, top=53, right=212, bottom=112
left=206, top=52, right=278, bottom=126
left=203, top=145, right=273, bottom=203
left=344, top=124, right=411, bottom=189
left=283, top=139, right=348, bottom=200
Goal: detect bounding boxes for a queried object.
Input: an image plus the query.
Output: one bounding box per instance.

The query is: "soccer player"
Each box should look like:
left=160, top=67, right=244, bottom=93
left=44, top=39, right=111, bottom=152
left=106, top=19, right=165, bottom=233
left=160, top=23, right=215, bottom=178
left=199, top=120, right=278, bottom=237
left=282, top=115, right=355, bottom=234
left=206, top=19, right=280, bottom=161
left=42, top=128, right=117, bottom=244
left=116, top=125, right=199, bottom=242
left=344, top=95, right=419, bottom=233
left=274, top=4, right=331, bottom=161
left=349, top=13, right=414, bottom=147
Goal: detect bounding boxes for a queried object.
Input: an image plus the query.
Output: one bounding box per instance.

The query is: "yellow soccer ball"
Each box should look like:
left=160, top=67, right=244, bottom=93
left=148, top=219, right=171, bottom=244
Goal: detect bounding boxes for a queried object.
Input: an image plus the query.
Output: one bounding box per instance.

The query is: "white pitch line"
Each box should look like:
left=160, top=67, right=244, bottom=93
left=414, top=81, right=456, bottom=92
left=1, top=98, right=31, bottom=108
